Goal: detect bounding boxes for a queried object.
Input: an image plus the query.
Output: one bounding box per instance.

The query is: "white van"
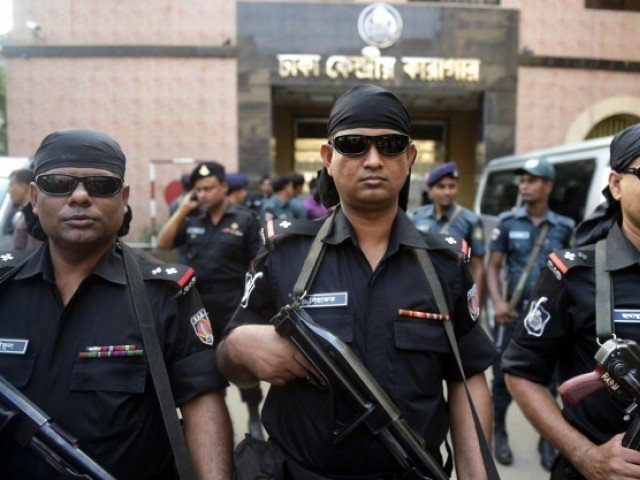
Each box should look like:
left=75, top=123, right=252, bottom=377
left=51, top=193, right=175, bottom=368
left=0, top=157, right=33, bottom=251
left=474, top=136, right=613, bottom=239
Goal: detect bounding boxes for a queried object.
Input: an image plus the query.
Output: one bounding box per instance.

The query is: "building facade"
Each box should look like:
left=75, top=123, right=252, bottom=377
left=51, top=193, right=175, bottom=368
left=2, top=0, right=640, bottom=241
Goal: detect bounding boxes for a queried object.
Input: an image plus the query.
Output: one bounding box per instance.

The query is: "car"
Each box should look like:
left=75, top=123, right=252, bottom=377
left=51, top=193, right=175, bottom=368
left=0, top=157, right=33, bottom=251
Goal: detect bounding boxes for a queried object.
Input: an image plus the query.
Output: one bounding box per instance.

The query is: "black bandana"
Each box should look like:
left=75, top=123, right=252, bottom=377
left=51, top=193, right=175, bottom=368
left=34, top=129, right=126, bottom=177
left=575, top=123, right=640, bottom=246
left=327, top=84, right=411, bottom=138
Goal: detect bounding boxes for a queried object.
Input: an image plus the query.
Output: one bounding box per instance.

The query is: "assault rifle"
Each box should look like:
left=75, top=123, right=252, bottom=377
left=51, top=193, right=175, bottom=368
left=0, top=373, right=115, bottom=479
left=558, top=338, right=640, bottom=449
left=271, top=303, right=449, bottom=480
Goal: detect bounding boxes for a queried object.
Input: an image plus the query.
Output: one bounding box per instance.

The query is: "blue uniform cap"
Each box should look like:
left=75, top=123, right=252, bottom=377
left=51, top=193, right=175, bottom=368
left=226, top=173, right=248, bottom=192
left=427, top=162, right=459, bottom=186
left=515, top=157, right=555, bottom=181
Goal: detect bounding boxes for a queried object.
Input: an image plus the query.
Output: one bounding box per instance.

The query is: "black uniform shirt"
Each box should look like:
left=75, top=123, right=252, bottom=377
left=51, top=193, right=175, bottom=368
left=0, top=243, right=227, bottom=479
left=502, top=223, right=640, bottom=444
left=174, top=202, right=260, bottom=285
left=227, top=208, right=497, bottom=476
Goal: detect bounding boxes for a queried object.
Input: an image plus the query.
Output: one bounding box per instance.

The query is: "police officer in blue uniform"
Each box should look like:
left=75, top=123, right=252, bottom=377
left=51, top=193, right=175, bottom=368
left=157, top=162, right=261, bottom=344
left=409, top=162, right=486, bottom=300
left=217, top=84, right=497, bottom=479
left=503, top=124, right=640, bottom=480
left=0, top=129, right=232, bottom=479
left=487, top=157, right=574, bottom=469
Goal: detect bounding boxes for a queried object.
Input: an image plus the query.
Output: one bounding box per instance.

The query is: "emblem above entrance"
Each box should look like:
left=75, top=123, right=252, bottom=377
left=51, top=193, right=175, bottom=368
left=358, top=3, right=403, bottom=49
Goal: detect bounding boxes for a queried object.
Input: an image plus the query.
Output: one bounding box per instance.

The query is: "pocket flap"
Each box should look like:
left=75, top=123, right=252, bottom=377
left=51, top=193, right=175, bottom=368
left=0, top=354, right=36, bottom=388
left=394, top=320, right=450, bottom=353
left=71, top=358, right=147, bottom=393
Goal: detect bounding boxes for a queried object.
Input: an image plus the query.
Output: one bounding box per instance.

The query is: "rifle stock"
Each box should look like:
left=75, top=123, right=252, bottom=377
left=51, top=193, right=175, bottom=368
left=0, top=373, right=115, bottom=480
left=272, top=304, right=448, bottom=480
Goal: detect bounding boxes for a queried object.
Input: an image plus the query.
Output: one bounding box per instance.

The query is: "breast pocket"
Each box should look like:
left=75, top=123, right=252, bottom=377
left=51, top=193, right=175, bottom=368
left=393, top=319, right=450, bottom=398
left=70, top=357, right=147, bottom=393
left=219, top=233, right=245, bottom=257
left=0, top=353, right=36, bottom=388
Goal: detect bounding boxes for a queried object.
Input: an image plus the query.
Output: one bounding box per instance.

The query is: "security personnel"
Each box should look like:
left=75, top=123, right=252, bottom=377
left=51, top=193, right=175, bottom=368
left=259, top=175, right=297, bottom=225
left=0, top=129, right=232, bottom=479
left=226, top=172, right=250, bottom=207
left=217, top=85, right=497, bottom=479
left=409, top=162, right=486, bottom=300
left=487, top=157, right=574, bottom=469
left=503, top=124, right=640, bottom=480
left=157, top=161, right=261, bottom=343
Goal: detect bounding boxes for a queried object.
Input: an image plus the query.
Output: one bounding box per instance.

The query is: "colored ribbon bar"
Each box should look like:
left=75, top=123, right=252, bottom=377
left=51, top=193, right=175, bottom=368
left=397, top=309, right=450, bottom=321
left=85, top=344, right=137, bottom=352
left=78, top=350, right=144, bottom=359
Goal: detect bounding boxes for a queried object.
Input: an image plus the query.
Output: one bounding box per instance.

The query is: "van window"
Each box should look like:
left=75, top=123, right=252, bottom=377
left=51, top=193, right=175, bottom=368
left=549, top=159, right=596, bottom=223
left=480, top=171, right=520, bottom=216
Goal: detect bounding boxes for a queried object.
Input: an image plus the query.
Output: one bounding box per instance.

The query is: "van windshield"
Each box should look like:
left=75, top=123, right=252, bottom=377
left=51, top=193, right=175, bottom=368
left=480, top=171, right=519, bottom=216
left=549, top=159, right=596, bottom=223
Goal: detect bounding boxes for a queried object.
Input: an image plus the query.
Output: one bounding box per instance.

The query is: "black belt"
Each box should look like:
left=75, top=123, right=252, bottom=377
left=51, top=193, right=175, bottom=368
left=285, top=458, right=399, bottom=480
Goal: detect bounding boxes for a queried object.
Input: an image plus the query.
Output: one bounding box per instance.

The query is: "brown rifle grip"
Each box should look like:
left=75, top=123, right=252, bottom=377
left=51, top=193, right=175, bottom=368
left=558, top=366, right=606, bottom=405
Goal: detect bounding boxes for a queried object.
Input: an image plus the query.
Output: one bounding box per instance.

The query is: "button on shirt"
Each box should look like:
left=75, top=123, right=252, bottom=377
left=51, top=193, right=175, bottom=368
left=227, top=208, right=497, bottom=476
left=490, top=207, right=574, bottom=305
left=0, top=244, right=226, bottom=479
left=409, top=203, right=486, bottom=257
left=174, top=202, right=261, bottom=285
left=503, top=223, right=640, bottom=444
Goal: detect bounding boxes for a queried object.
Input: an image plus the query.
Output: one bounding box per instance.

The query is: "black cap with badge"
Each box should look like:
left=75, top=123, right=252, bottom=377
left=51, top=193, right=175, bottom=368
left=189, top=162, right=226, bottom=189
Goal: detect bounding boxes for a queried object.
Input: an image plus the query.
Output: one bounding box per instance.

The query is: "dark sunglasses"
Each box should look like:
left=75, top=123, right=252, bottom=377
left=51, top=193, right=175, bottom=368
left=329, top=134, right=411, bottom=156
left=36, top=174, right=123, bottom=197
left=622, top=167, right=640, bottom=180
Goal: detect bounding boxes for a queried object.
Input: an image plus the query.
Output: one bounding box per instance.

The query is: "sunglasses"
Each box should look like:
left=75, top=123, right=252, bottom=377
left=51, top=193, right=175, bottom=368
left=622, top=167, right=640, bottom=180
left=329, top=134, right=411, bottom=157
left=36, top=174, right=123, bottom=197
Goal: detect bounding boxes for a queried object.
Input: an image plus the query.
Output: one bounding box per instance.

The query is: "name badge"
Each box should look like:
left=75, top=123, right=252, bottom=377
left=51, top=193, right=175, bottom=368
left=509, top=231, right=531, bottom=240
left=0, top=338, right=29, bottom=355
left=186, top=227, right=206, bottom=235
left=300, top=292, right=348, bottom=308
left=614, top=309, right=640, bottom=323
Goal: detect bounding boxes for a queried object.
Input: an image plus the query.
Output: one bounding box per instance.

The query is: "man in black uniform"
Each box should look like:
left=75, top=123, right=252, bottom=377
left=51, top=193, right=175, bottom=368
left=217, top=84, right=496, bottom=479
left=503, top=123, right=640, bottom=480
left=0, top=129, right=232, bottom=479
left=157, top=161, right=261, bottom=343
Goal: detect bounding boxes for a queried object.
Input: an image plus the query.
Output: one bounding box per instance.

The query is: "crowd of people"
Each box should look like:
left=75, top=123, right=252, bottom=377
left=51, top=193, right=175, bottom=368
left=1, top=84, right=640, bottom=480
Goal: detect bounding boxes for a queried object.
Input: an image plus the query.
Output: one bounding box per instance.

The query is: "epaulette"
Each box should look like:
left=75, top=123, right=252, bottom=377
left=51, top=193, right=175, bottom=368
left=497, top=210, right=517, bottom=221
left=557, top=215, right=576, bottom=229
left=546, top=246, right=594, bottom=281
left=132, top=249, right=196, bottom=296
left=0, top=250, right=33, bottom=270
left=260, top=219, right=322, bottom=249
left=422, top=233, right=471, bottom=263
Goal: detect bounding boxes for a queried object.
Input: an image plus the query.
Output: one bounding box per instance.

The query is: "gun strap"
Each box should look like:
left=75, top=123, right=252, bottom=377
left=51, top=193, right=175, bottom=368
left=508, top=223, right=549, bottom=310
left=413, top=248, right=501, bottom=480
left=120, top=242, right=196, bottom=480
left=595, top=239, right=614, bottom=343
left=292, top=211, right=336, bottom=300
left=438, top=205, right=462, bottom=234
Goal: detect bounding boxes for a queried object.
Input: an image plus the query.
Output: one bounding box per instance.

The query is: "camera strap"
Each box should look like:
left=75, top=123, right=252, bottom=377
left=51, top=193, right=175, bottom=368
left=595, top=239, right=614, bottom=343
left=291, top=209, right=500, bottom=479
left=120, top=242, right=196, bottom=480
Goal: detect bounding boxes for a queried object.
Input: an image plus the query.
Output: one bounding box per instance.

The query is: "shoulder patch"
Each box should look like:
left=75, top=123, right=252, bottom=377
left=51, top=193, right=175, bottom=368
left=262, top=219, right=323, bottom=249
left=547, top=247, right=594, bottom=280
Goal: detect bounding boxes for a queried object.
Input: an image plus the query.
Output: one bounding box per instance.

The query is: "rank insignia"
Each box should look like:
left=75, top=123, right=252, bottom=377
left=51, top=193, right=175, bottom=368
left=0, top=253, right=14, bottom=262
left=445, top=236, right=456, bottom=245
left=231, top=222, right=239, bottom=230
left=190, top=308, right=214, bottom=346
left=524, top=297, right=551, bottom=337
left=467, top=284, right=480, bottom=321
